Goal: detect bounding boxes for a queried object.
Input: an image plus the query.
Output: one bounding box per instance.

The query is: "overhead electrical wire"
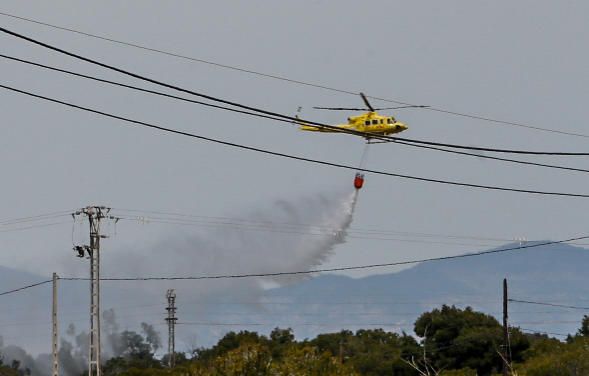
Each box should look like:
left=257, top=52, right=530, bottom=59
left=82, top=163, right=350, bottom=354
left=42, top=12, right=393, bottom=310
left=0, top=210, right=72, bottom=226
left=0, top=290, right=575, bottom=332
left=153, top=299, right=497, bottom=306
left=509, top=299, right=589, bottom=311
left=519, top=328, right=570, bottom=338
left=0, top=11, right=586, bottom=139
left=0, top=279, right=52, bottom=297
left=176, top=321, right=408, bottom=327
left=0, top=211, right=72, bottom=233
left=111, top=208, right=515, bottom=242
left=3, top=54, right=589, bottom=174
left=114, top=215, right=499, bottom=248
left=0, top=281, right=574, bottom=341
left=0, top=220, right=72, bottom=233
left=112, top=207, right=513, bottom=243
left=111, top=208, right=529, bottom=246
left=390, top=140, right=589, bottom=174
left=2, top=26, right=589, bottom=156
left=3, top=85, right=589, bottom=198
left=0, top=54, right=290, bottom=124
left=58, top=236, right=589, bottom=281
left=3, top=84, right=589, bottom=199
left=512, top=320, right=581, bottom=325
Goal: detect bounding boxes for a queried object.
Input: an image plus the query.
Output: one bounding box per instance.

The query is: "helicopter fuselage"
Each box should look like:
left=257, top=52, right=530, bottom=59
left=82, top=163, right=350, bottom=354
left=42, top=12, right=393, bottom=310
left=299, top=111, right=408, bottom=137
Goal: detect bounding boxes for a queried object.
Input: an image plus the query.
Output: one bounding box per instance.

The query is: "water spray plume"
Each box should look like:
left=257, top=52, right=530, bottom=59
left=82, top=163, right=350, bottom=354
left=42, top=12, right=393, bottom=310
left=105, top=190, right=360, bottom=295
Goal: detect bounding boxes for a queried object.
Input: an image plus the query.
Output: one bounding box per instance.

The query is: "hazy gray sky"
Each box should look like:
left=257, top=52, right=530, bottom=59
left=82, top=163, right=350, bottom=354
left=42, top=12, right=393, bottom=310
left=1, top=0, right=589, bottom=280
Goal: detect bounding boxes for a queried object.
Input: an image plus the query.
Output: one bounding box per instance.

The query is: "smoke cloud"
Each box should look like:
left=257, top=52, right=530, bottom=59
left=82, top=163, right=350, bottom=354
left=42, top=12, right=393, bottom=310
left=0, top=312, right=162, bottom=376
left=106, top=190, right=358, bottom=298
left=0, top=189, right=359, bottom=373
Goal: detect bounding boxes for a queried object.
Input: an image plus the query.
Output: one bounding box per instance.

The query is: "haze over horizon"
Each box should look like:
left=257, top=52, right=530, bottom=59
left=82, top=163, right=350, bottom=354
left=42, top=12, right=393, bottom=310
left=1, top=2, right=589, bottom=372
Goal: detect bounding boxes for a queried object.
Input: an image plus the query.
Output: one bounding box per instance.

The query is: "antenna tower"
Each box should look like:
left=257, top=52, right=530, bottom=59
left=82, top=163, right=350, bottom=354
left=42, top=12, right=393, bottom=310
left=165, top=289, right=178, bottom=368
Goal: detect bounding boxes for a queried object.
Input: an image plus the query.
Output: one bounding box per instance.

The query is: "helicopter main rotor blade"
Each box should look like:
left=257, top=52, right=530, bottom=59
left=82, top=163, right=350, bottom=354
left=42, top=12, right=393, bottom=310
left=371, top=105, right=430, bottom=110
left=313, top=106, right=370, bottom=111
left=360, top=92, right=375, bottom=112
left=313, top=105, right=429, bottom=111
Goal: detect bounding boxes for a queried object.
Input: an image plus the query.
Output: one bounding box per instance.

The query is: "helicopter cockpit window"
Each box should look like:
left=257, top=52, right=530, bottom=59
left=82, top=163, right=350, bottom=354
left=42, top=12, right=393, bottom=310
left=387, top=118, right=392, bottom=124
left=372, top=120, right=378, bottom=125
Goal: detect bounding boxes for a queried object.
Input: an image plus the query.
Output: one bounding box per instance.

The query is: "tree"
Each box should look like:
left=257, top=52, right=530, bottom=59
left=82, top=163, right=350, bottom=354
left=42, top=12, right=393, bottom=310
left=517, top=337, right=589, bottom=375
left=0, top=355, right=18, bottom=376
left=209, top=342, right=272, bottom=376
left=103, top=330, right=162, bottom=375
left=414, top=305, right=529, bottom=375
left=193, top=330, right=267, bottom=365
left=310, top=329, right=418, bottom=375
left=268, top=327, right=295, bottom=360
left=577, top=315, right=589, bottom=337
left=270, top=345, right=358, bottom=375
left=0, top=366, right=18, bottom=376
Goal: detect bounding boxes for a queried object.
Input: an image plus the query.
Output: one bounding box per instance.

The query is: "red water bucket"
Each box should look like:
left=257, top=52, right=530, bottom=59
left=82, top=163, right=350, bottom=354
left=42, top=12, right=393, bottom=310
left=354, top=173, right=365, bottom=189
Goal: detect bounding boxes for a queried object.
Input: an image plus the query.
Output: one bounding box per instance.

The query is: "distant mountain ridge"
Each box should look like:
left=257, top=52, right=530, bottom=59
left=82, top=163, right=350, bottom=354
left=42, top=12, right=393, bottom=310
left=264, top=241, right=589, bottom=338
left=1, top=241, right=587, bottom=355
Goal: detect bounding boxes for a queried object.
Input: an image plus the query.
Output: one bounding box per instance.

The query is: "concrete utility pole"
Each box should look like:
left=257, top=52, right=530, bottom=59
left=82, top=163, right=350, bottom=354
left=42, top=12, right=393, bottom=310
left=502, top=278, right=510, bottom=376
left=165, top=289, right=178, bottom=368
left=52, top=272, right=59, bottom=376
left=73, top=206, right=113, bottom=376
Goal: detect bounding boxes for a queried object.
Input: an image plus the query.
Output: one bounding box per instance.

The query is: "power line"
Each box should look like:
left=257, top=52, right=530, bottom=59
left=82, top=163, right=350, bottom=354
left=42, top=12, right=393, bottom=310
left=392, top=140, right=589, bottom=174
left=0, top=210, right=72, bottom=225
left=0, top=54, right=289, bottom=124
left=417, top=107, right=589, bottom=139
left=115, top=215, right=498, bottom=248
left=116, top=209, right=560, bottom=250
left=0, top=11, right=586, bottom=139
left=519, top=328, right=570, bottom=338
left=0, top=220, right=71, bottom=233
left=176, top=322, right=407, bottom=327
left=110, top=208, right=515, bottom=243
left=0, top=280, right=575, bottom=340
left=512, top=320, right=581, bottom=325
left=0, top=27, right=378, bottom=140
left=509, top=299, right=589, bottom=311
left=0, top=279, right=52, bottom=297
left=4, top=83, right=589, bottom=199
left=58, top=236, right=589, bottom=281
left=3, top=54, right=589, bottom=174
left=155, top=299, right=497, bottom=306
left=2, top=26, right=589, bottom=156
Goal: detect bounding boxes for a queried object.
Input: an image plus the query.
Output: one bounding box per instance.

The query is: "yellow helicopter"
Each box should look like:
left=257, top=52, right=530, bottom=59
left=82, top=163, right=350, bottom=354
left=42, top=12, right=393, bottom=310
left=298, top=93, right=425, bottom=139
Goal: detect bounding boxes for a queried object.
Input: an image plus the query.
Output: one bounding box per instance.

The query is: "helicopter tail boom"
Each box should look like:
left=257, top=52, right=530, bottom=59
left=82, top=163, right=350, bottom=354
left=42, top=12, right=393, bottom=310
left=299, top=124, right=341, bottom=133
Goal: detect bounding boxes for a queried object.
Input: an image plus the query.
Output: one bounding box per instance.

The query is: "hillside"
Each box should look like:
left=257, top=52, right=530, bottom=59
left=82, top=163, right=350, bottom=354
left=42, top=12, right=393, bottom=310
left=0, top=241, right=587, bottom=355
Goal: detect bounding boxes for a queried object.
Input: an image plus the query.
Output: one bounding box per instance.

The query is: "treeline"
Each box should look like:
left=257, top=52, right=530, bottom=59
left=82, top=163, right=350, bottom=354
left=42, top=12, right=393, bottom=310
left=2, top=305, right=589, bottom=375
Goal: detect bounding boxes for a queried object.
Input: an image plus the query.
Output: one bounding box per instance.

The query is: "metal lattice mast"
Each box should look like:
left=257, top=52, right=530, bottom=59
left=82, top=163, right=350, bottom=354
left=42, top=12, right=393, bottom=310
left=73, top=206, right=112, bottom=376
left=52, top=272, right=59, bottom=376
left=165, top=289, right=177, bottom=368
